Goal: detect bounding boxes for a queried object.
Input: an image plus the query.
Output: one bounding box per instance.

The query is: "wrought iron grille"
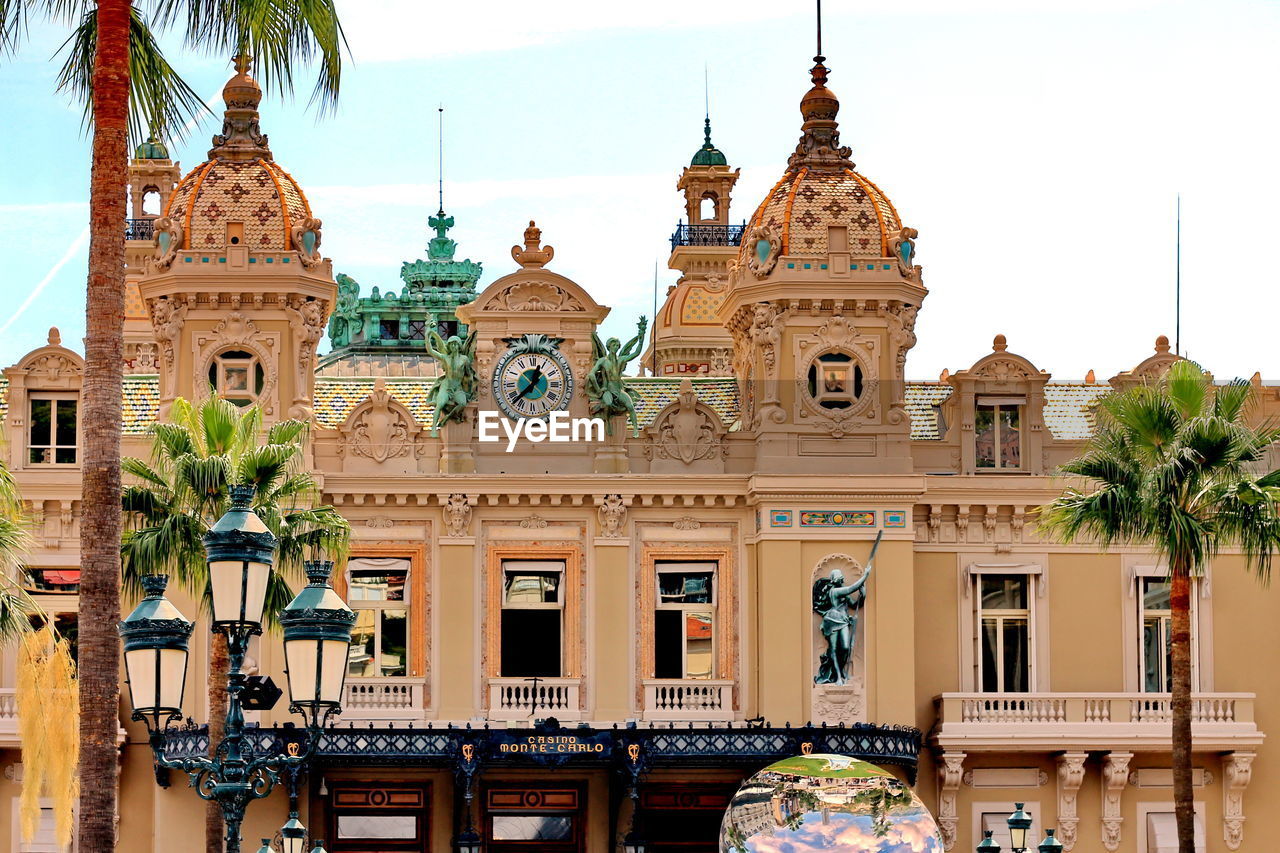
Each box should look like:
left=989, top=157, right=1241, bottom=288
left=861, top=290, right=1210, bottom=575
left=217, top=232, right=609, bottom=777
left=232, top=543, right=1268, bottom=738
left=126, top=218, right=156, bottom=241
left=670, top=223, right=747, bottom=251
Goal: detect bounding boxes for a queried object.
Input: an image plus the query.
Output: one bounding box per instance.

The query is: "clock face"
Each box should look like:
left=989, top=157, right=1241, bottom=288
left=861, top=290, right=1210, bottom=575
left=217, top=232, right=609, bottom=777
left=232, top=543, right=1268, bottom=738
left=492, top=349, right=573, bottom=419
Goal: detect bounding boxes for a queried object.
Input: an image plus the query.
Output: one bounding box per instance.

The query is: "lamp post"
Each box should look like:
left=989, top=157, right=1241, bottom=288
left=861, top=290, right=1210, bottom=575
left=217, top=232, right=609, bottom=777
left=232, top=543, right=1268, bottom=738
left=119, top=484, right=355, bottom=853
left=1007, top=803, right=1032, bottom=853
left=1037, top=829, right=1064, bottom=852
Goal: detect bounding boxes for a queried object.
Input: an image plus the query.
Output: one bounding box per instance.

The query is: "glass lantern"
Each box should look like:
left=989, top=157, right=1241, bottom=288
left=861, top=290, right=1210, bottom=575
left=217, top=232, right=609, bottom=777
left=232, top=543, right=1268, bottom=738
left=117, top=574, right=194, bottom=731
left=1007, top=803, right=1032, bottom=852
left=204, top=484, right=276, bottom=631
left=280, top=812, right=307, bottom=853
left=279, top=560, right=356, bottom=728
left=977, top=830, right=1002, bottom=852
left=1037, top=829, right=1064, bottom=853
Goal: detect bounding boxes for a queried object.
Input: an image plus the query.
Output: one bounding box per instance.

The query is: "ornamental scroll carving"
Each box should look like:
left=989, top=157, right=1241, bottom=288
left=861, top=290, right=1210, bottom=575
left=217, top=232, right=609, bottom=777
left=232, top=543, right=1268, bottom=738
left=339, top=378, right=422, bottom=465
left=286, top=295, right=328, bottom=417
left=1101, top=752, right=1132, bottom=852
left=290, top=216, right=323, bottom=269
left=643, top=378, right=726, bottom=468
left=443, top=493, right=472, bottom=537
left=1056, top=752, right=1087, bottom=851
left=937, top=753, right=965, bottom=851
left=1223, top=751, right=1255, bottom=851
left=597, top=494, right=627, bottom=538
left=151, top=216, right=183, bottom=270
left=489, top=280, right=584, bottom=312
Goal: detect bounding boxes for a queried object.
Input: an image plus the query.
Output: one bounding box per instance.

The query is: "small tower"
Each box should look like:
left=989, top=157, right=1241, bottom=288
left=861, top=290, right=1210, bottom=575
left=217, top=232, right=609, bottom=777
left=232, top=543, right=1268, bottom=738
left=646, top=117, right=741, bottom=376
left=124, top=134, right=181, bottom=374
left=136, top=56, right=335, bottom=421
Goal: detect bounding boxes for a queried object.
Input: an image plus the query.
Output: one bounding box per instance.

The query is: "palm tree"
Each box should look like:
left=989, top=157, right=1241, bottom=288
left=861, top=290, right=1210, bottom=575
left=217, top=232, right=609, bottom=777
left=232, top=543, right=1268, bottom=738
left=2, top=4, right=345, bottom=850
left=1038, top=359, right=1280, bottom=853
left=0, top=449, right=42, bottom=642
left=121, top=395, right=349, bottom=851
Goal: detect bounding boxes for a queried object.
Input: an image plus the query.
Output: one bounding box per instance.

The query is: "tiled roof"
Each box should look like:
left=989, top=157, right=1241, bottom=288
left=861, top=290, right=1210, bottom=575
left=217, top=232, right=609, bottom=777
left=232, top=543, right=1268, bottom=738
left=743, top=168, right=902, bottom=260
left=904, top=383, right=952, bottom=440
left=314, top=378, right=436, bottom=427
left=123, top=376, right=160, bottom=433
left=626, top=378, right=741, bottom=430
left=165, top=158, right=311, bottom=252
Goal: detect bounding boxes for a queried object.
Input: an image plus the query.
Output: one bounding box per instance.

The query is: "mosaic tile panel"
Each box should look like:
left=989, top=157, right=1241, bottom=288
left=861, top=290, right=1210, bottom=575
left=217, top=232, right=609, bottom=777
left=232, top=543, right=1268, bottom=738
left=770, top=510, right=793, bottom=527
left=122, top=376, right=160, bottom=433
left=314, top=378, right=436, bottom=428
left=884, top=510, right=908, bottom=528
left=799, top=510, right=876, bottom=527
left=679, top=286, right=726, bottom=325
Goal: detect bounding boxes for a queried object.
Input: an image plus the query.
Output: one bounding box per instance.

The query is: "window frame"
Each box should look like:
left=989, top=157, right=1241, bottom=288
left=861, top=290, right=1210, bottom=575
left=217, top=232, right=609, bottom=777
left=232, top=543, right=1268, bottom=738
left=974, top=573, right=1033, bottom=694
left=957, top=559, right=1050, bottom=693
left=806, top=350, right=865, bottom=411
left=654, top=561, right=718, bottom=681
left=484, top=546, right=583, bottom=681
left=335, top=546, right=428, bottom=688
left=974, top=396, right=1024, bottom=471
left=208, top=348, right=265, bottom=407
left=1124, top=560, right=1208, bottom=693
left=26, top=392, right=79, bottom=467
left=345, top=558, right=412, bottom=679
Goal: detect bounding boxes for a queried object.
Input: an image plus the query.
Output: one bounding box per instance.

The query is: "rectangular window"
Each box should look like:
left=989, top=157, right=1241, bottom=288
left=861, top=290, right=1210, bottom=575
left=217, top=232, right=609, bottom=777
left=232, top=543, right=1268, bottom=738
left=406, top=319, right=427, bottom=341
left=1146, top=811, right=1205, bottom=853
left=379, top=319, right=401, bottom=340
left=347, top=557, right=410, bottom=678
left=975, top=400, right=1021, bottom=470
left=501, top=561, right=565, bottom=678
left=1137, top=576, right=1199, bottom=692
left=977, top=574, right=1031, bottom=693
left=654, top=562, right=717, bottom=680
left=28, top=396, right=78, bottom=465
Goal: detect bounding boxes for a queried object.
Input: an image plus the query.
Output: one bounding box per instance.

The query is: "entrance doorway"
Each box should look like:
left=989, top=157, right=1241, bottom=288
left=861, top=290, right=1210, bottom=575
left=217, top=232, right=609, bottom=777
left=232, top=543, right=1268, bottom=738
left=482, top=784, right=585, bottom=853
left=328, top=783, right=429, bottom=852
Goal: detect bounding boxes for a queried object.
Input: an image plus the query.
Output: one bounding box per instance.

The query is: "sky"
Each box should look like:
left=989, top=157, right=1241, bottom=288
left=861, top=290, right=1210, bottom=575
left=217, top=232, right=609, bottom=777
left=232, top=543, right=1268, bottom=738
left=1, top=0, right=1278, bottom=380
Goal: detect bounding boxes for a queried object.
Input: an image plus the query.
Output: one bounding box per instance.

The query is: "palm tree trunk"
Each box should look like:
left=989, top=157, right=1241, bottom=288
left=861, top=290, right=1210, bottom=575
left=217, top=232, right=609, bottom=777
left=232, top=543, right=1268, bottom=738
left=1169, top=560, right=1195, bottom=853
left=207, top=632, right=230, bottom=852
left=78, top=1, right=131, bottom=850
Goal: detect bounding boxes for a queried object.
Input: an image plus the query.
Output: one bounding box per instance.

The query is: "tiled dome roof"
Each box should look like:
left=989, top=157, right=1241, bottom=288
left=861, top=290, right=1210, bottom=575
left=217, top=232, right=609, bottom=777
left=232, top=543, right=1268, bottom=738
left=164, top=158, right=311, bottom=251
left=742, top=167, right=902, bottom=259
left=161, top=56, right=313, bottom=252
left=739, top=56, right=905, bottom=261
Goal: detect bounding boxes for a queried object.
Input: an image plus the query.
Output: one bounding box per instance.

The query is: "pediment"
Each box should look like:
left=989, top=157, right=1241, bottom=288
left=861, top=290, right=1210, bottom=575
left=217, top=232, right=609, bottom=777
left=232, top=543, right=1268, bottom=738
left=458, top=270, right=608, bottom=323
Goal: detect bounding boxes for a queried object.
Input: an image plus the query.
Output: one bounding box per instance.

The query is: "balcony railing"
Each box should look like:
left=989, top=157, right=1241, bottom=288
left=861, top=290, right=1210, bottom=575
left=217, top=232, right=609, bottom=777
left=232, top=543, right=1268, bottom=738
left=669, top=222, right=747, bottom=251
left=126, top=218, right=156, bottom=241
left=0, top=689, right=14, bottom=747
left=488, top=677, right=582, bottom=722
left=934, top=692, right=1262, bottom=752
left=342, top=677, right=425, bottom=721
left=643, top=679, right=734, bottom=721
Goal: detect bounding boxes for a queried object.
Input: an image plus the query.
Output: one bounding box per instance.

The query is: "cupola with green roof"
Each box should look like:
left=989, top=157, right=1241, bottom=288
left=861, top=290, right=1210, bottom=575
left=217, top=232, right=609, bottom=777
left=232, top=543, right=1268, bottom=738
left=690, top=117, right=728, bottom=167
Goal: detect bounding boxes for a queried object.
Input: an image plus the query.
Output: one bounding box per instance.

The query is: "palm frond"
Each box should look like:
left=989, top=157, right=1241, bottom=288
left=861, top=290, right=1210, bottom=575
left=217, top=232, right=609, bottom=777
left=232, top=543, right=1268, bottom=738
left=53, top=5, right=210, bottom=145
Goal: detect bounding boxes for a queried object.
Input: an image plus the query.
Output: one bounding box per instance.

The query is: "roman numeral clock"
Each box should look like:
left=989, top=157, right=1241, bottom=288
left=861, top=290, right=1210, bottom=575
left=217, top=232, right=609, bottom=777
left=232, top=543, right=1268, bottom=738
left=491, top=333, right=574, bottom=420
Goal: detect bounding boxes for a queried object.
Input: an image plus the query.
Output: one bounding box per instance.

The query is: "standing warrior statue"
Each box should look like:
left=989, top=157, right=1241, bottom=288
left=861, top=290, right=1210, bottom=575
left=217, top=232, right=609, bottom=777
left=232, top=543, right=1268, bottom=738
left=587, top=316, right=648, bottom=435
left=426, top=329, right=477, bottom=432
left=813, top=531, right=882, bottom=685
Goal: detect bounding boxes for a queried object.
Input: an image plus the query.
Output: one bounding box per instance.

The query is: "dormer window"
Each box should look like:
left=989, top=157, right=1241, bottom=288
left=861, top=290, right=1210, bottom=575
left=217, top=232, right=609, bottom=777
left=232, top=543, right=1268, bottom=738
left=209, top=350, right=264, bottom=407
left=807, top=352, right=864, bottom=410
left=975, top=397, right=1023, bottom=470
left=28, top=394, right=78, bottom=465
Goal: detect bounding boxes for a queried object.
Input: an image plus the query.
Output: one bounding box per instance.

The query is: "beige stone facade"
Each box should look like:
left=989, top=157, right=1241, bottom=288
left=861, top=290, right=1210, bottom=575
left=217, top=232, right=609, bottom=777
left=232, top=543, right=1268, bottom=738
left=0, top=50, right=1276, bottom=853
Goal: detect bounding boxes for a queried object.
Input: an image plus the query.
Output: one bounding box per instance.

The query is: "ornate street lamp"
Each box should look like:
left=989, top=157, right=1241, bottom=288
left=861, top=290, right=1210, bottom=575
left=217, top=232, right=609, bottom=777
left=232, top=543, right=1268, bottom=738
left=206, top=484, right=276, bottom=631
left=279, top=560, right=356, bottom=730
left=280, top=812, right=308, bottom=853
left=622, top=829, right=647, bottom=853
left=976, top=830, right=1001, bottom=852
left=1037, top=829, right=1064, bottom=853
left=119, top=574, right=193, bottom=733
left=1007, top=803, right=1032, bottom=853
left=310, top=841, right=328, bottom=853
left=121, top=484, right=355, bottom=853
left=453, top=826, right=482, bottom=853
left=254, top=841, right=273, bottom=853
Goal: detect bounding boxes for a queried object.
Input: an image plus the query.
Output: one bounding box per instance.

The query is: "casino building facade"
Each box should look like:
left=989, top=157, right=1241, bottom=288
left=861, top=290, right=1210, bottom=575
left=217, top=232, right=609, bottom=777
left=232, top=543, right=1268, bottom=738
left=0, top=37, right=1277, bottom=853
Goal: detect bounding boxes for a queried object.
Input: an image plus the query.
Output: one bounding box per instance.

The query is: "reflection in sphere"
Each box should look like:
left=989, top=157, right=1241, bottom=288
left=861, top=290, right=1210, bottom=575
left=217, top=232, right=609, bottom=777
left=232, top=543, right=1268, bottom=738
left=720, top=754, right=944, bottom=852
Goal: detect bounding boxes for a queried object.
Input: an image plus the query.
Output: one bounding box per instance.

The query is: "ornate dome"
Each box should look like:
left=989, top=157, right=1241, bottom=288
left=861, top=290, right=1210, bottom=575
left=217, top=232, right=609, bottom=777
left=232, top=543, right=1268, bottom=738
left=691, top=117, right=729, bottom=167
left=133, top=136, right=170, bottom=160
left=720, top=754, right=944, bottom=852
left=739, top=57, right=906, bottom=263
left=161, top=56, right=315, bottom=252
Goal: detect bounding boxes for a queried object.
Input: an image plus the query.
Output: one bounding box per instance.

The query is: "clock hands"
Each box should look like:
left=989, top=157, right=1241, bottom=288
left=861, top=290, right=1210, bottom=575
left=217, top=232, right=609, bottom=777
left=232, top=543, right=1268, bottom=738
left=510, top=366, right=544, bottom=404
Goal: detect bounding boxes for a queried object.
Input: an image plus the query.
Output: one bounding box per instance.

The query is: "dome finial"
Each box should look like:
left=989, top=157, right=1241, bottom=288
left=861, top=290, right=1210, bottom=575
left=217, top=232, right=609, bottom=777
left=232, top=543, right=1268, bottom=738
left=208, top=54, right=272, bottom=162
left=787, top=0, right=853, bottom=173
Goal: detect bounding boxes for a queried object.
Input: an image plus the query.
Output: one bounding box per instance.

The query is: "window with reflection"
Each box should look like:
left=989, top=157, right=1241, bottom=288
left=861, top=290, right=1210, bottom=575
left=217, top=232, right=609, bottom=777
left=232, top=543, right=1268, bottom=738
left=500, top=561, right=565, bottom=678
left=976, top=574, right=1031, bottom=693
left=975, top=400, right=1022, bottom=469
left=208, top=350, right=264, bottom=407
left=28, top=395, right=78, bottom=465
left=654, top=562, right=717, bottom=680
left=807, top=352, right=864, bottom=410
left=347, top=557, right=410, bottom=678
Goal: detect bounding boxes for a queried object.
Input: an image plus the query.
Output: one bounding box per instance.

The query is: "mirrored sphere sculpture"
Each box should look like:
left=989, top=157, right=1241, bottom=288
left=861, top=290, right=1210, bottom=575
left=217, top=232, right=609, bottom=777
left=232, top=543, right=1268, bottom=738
left=720, top=754, right=944, bottom=852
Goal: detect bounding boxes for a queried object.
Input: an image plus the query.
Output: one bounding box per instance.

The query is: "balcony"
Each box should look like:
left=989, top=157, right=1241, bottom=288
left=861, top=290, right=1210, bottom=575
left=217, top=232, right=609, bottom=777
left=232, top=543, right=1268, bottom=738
left=934, top=692, right=1263, bottom=752
left=669, top=222, right=746, bottom=251
left=488, top=677, right=582, bottom=723
left=643, top=679, right=734, bottom=722
left=341, top=677, right=425, bottom=722
left=126, top=218, right=155, bottom=241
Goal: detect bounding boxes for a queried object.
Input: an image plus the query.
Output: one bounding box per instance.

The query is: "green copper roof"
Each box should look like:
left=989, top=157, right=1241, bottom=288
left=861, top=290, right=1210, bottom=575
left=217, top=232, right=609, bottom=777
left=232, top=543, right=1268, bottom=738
left=327, top=210, right=482, bottom=354
left=133, top=137, right=170, bottom=160
left=690, top=117, right=728, bottom=167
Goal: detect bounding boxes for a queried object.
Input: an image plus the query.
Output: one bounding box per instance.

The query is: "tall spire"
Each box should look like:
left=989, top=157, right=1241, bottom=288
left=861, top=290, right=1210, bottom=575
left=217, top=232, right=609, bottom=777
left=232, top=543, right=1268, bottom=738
left=787, top=1, right=853, bottom=173
left=691, top=65, right=728, bottom=167
left=437, top=104, right=445, bottom=216
left=208, top=54, right=272, bottom=162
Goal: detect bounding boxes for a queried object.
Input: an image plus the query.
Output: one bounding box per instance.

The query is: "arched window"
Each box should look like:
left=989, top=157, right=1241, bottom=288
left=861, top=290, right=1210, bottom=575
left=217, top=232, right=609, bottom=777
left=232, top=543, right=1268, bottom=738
left=807, top=352, right=864, bottom=410
left=698, top=192, right=718, bottom=222
left=208, top=349, right=264, bottom=407
left=141, top=187, right=162, bottom=216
